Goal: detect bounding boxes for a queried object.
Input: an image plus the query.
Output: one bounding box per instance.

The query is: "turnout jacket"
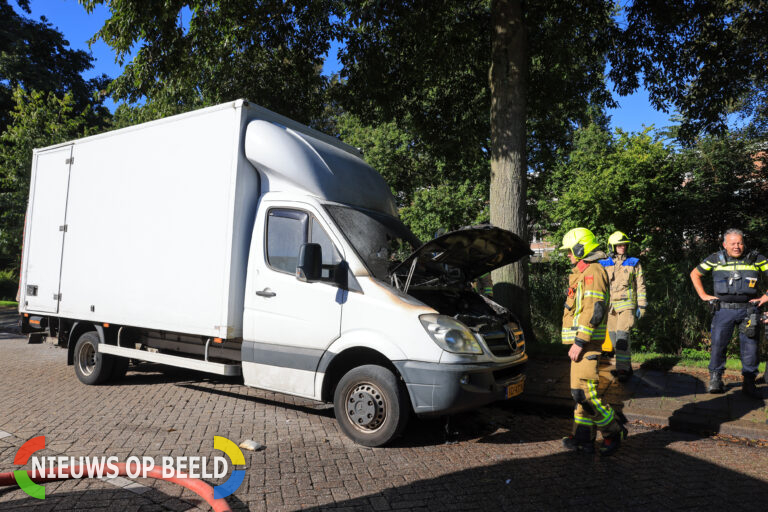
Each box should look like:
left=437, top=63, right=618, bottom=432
left=599, top=253, right=647, bottom=312
left=696, top=250, right=768, bottom=302
left=562, top=251, right=609, bottom=346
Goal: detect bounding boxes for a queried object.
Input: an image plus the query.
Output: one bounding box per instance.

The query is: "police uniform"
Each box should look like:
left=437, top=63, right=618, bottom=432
left=562, top=250, right=625, bottom=451
left=600, top=253, right=647, bottom=375
left=696, top=250, right=768, bottom=378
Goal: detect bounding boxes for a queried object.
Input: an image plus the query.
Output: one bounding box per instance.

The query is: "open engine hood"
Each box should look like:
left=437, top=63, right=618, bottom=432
left=391, top=225, right=533, bottom=284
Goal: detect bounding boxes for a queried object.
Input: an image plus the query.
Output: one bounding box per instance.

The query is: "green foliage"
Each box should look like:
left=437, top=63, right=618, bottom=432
left=528, top=254, right=570, bottom=344
left=334, top=112, right=490, bottom=242
left=0, top=0, right=110, bottom=132
left=0, top=267, right=17, bottom=300
left=110, top=98, right=208, bottom=130
left=610, top=1, right=768, bottom=140
left=0, top=88, right=107, bottom=271
left=334, top=113, right=438, bottom=204
left=399, top=181, right=489, bottom=243
left=534, top=124, right=768, bottom=354
left=337, top=0, right=617, bottom=181
left=81, top=0, right=342, bottom=126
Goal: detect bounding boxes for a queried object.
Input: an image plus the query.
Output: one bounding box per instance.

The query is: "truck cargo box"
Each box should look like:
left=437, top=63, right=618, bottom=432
left=18, top=100, right=377, bottom=339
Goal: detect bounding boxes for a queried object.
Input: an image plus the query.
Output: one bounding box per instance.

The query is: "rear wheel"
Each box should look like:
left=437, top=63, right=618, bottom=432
left=333, top=365, right=409, bottom=447
left=73, top=332, right=114, bottom=385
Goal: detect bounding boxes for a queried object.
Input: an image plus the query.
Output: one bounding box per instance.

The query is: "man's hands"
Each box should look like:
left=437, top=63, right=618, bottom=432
left=568, top=343, right=585, bottom=362
left=636, top=307, right=646, bottom=319
left=750, top=294, right=768, bottom=307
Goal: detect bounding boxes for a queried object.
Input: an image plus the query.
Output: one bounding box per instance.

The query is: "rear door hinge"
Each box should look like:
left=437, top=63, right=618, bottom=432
left=65, top=157, right=74, bottom=165
left=53, top=293, right=62, bottom=301
left=59, top=224, right=68, bottom=232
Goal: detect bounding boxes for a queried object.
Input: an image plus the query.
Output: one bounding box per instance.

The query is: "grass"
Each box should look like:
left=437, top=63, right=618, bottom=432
left=526, top=341, right=766, bottom=373
left=0, top=300, right=17, bottom=307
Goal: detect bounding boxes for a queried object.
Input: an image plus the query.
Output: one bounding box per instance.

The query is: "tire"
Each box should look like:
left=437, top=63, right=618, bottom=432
left=333, top=365, right=410, bottom=447
left=73, top=331, right=114, bottom=385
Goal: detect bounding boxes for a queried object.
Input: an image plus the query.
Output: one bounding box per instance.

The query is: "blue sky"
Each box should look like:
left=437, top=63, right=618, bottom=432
left=20, top=0, right=675, bottom=133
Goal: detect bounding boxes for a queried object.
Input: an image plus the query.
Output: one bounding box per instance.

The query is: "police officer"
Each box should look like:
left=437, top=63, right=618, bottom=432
left=600, top=231, right=647, bottom=382
left=560, top=228, right=627, bottom=456
left=690, top=229, right=768, bottom=398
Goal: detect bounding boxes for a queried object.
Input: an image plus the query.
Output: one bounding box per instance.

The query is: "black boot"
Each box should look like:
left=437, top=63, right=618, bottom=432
left=563, top=424, right=595, bottom=454
left=708, top=372, right=725, bottom=394
left=742, top=374, right=761, bottom=399
left=599, top=424, right=628, bottom=457
left=617, top=368, right=634, bottom=383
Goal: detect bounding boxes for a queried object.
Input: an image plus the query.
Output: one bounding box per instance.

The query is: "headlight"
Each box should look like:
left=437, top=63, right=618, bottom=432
left=419, top=314, right=483, bottom=354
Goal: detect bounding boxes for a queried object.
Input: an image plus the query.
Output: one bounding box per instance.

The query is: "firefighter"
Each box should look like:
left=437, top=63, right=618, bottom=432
left=690, top=229, right=768, bottom=398
left=600, top=231, right=647, bottom=382
left=560, top=227, right=628, bottom=456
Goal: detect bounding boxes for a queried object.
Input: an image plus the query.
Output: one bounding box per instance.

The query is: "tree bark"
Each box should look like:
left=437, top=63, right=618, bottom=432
left=489, top=0, right=534, bottom=340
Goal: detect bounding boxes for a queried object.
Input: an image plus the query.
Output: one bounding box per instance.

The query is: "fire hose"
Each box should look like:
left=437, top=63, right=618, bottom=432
left=0, top=463, right=232, bottom=512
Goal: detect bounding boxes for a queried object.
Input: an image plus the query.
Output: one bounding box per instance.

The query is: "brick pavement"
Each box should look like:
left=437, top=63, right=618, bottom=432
left=522, top=355, right=768, bottom=440
left=1, top=326, right=768, bottom=510
left=0, top=338, right=768, bottom=511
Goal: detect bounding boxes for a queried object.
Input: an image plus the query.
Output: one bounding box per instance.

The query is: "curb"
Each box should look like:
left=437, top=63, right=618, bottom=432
left=517, top=394, right=768, bottom=442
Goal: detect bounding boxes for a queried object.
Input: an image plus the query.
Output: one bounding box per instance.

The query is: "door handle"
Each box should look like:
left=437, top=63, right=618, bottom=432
left=256, top=289, right=276, bottom=297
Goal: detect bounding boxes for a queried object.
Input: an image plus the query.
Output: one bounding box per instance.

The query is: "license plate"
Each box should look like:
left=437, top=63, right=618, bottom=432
left=506, top=379, right=525, bottom=398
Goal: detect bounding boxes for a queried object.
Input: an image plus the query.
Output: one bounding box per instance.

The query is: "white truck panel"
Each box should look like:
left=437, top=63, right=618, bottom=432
left=22, top=146, right=73, bottom=313
left=20, top=103, right=259, bottom=338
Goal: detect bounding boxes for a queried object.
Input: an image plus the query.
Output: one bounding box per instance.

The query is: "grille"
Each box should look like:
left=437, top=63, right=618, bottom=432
left=481, top=325, right=521, bottom=358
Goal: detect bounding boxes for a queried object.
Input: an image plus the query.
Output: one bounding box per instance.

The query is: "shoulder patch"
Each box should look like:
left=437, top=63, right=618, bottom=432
left=623, top=257, right=639, bottom=267
left=585, top=275, right=594, bottom=285
left=599, top=258, right=614, bottom=267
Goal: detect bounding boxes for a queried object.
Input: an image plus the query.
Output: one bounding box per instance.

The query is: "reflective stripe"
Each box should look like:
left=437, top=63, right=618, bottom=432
left=699, top=261, right=714, bottom=270
left=577, top=325, right=594, bottom=336
left=574, top=415, right=595, bottom=426
left=584, top=290, right=605, bottom=299
left=713, top=264, right=760, bottom=272
left=587, top=381, right=614, bottom=426
left=562, top=328, right=577, bottom=342
left=595, top=410, right=615, bottom=427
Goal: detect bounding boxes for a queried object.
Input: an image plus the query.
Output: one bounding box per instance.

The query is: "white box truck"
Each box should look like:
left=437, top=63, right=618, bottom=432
left=18, top=100, right=530, bottom=446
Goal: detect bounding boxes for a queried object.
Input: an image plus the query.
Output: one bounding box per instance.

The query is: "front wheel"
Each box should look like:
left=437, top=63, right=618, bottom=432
left=73, top=332, right=114, bottom=385
left=333, top=365, right=410, bottom=447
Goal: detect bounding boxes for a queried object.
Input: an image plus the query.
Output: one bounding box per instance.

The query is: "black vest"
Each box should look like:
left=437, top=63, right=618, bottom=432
left=712, top=250, right=760, bottom=301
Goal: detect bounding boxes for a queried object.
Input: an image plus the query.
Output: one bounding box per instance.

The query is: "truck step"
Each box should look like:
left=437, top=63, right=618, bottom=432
left=98, top=344, right=241, bottom=377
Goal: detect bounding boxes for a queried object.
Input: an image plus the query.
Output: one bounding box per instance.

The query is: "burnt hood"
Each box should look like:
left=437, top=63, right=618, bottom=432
left=391, top=224, right=533, bottom=283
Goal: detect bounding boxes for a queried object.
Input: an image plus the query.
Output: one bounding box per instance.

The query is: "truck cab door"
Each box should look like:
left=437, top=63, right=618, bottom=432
left=21, top=146, right=74, bottom=313
left=243, top=205, right=345, bottom=398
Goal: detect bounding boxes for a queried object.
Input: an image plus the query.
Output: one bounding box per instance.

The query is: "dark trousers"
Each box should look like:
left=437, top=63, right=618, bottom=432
left=709, top=307, right=759, bottom=376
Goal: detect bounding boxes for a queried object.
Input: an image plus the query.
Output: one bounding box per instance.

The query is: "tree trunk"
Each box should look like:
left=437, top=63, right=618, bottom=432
left=489, top=0, right=534, bottom=341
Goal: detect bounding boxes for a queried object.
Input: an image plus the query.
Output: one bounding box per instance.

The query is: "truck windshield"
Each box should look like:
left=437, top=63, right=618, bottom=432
left=324, top=204, right=421, bottom=280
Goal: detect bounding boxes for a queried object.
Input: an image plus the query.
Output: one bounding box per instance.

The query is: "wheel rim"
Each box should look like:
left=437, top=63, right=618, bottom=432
left=345, top=382, right=387, bottom=433
left=77, top=342, right=96, bottom=377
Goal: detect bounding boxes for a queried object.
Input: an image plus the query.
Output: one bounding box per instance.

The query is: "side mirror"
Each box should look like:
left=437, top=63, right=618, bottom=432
left=296, top=243, right=323, bottom=282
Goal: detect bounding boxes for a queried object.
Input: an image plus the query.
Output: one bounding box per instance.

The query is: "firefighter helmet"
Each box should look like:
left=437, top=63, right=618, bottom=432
left=560, top=228, right=599, bottom=260
left=608, top=231, right=631, bottom=252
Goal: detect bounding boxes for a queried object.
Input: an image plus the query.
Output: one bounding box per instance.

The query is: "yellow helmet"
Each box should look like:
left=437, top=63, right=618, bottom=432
left=608, top=231, right=631, bottom=252
left=560, top=228, right=599, bottom=260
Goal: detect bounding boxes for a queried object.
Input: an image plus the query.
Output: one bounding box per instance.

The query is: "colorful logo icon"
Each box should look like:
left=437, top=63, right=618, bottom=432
left=13, top=435, right=46, bottom=499
left=212, top=436, right=245, bottom=499
left=10, top=435, right=245, bottom=501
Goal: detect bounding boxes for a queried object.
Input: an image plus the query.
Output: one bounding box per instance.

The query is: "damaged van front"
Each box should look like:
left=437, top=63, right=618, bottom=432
left=388, top=225, right=533, bottom=417
left=322, top=204, right=532, bottom=444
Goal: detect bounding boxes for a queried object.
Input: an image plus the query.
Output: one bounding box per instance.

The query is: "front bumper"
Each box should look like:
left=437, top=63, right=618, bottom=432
left=393, top=354, right=527, bottom=417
